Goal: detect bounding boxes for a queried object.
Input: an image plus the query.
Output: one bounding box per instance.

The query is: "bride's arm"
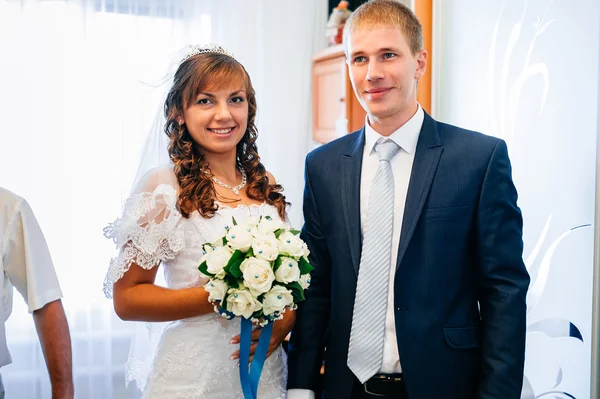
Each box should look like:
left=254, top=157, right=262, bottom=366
left=113, top=262, right=214, bottom=322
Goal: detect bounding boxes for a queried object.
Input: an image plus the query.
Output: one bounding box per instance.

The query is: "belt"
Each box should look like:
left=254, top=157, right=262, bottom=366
left=364, top=373, right=406, bottom=398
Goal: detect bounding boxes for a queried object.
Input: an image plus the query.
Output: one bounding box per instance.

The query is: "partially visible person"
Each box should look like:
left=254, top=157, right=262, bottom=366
left=0, top=187, right=74, bottom=399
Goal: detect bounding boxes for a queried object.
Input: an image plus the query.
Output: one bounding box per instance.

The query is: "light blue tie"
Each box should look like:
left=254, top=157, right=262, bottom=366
left=347, top=139, right=400, bottom=383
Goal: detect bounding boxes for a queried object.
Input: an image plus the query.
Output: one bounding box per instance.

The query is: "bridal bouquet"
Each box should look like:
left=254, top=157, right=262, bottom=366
left=198, top=215, right=313, bottom=325
left=198, top=215, right=313, bottom=399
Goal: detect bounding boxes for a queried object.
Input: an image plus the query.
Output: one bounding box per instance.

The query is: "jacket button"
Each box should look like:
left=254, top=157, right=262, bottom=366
left=396, top=307, right=408, bottom=311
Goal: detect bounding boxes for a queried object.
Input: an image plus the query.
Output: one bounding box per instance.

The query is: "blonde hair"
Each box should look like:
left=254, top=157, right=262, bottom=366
left=343, top=0, right=423, bottom=55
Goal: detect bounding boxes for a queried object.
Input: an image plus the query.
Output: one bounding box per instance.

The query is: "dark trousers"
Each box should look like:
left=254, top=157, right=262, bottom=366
left=350, top=377, right=409, bottom=399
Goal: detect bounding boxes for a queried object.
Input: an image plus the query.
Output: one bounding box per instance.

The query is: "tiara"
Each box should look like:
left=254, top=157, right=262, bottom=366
left=179, top=44, right=236, bottom=65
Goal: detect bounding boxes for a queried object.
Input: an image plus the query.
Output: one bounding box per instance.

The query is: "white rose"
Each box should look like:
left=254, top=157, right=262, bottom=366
left=227, top=223, right=254, bottom=252
left=262, top=286, right=294, bottom=316
left=205, top=279, right=229, bottom=302
left=252, top=233, right=280, bottom=262
left=202, top=244, right=214, bottom=255
left=226, top=289, right=262, bottom=319
left=205, top=246, right=233, bottom=278
left=246, top=215, right=261, bottom=228
left=298, top=273, right=312, bottom=290
left=301, top=242, right=310, bottom=261
left=278, top=231, right=305, bottom=257
left=257, top=216, right=283, bottom=235
left=275, top=257, right=301, bottom=284
left=199, top=246, right=210, bottom=266
left=240, top=258, right=275, bottom=294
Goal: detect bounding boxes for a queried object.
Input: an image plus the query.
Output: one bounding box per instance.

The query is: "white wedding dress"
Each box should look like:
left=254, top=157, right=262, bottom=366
left=103, top=167, right=287, bottom=398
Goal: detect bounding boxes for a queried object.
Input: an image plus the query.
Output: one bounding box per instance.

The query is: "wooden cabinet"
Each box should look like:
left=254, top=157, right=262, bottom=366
left=312, top=44, right=366, bottom=144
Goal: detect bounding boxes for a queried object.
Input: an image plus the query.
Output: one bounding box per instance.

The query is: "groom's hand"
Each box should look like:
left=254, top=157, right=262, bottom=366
left=230, top=310, right=296, bottom=362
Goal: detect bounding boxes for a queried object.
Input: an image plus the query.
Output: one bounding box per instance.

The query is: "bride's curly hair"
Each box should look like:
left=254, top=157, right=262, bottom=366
left=164, top=51, right=288, bottom=220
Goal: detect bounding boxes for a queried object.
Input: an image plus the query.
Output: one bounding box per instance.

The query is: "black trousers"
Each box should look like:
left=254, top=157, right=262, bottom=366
left=350, top=377, right=409, bottom=399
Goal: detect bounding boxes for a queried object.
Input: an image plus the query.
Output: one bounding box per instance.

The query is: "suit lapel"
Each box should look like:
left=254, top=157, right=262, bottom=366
left=396, top=113, right=443, bottom=270
left=340, top=129, right=365, bottom=276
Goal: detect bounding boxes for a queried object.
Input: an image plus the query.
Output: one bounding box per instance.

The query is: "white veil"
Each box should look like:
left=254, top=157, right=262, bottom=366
left=127, top=44, right=187, bottom=195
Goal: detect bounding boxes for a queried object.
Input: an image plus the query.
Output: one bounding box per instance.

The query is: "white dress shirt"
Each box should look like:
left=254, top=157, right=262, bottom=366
left=0, top=187, right=63, bottom=368
left=288, top=105, right=424, bottom=398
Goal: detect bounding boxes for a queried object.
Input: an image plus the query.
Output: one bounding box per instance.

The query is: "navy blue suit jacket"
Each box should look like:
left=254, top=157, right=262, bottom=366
left=288, top=113, right=530, bottom=399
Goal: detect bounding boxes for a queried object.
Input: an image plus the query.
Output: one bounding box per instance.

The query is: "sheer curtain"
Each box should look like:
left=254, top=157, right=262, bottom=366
left=0, top=0, right=327, bottom=398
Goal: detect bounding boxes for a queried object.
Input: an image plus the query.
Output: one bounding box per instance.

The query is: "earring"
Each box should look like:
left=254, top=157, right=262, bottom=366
left=178, top=119, right=184, bottom=126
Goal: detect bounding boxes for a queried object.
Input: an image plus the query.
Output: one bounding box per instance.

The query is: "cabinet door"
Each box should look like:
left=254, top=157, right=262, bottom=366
left=312, top=56, right=347, bottom=144
left=346, top=74, right=366, bottom=134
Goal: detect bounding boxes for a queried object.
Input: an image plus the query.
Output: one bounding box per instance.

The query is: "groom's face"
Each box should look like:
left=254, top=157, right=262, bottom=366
left=346, top=25, right=426, bottom=125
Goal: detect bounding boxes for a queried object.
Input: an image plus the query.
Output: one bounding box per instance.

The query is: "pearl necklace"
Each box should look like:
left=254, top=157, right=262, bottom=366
left=212, top=166, right=247, bottom=196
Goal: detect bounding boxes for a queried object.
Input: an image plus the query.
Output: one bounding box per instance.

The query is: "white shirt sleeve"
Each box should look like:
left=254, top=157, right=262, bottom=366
left=2, top=198, right=63, bottom=313
left=287, top=389, right=316, bottom=399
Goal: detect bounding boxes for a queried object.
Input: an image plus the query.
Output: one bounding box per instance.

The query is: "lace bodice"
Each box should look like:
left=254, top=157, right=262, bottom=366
left=103, top=168, right=287, bottom=398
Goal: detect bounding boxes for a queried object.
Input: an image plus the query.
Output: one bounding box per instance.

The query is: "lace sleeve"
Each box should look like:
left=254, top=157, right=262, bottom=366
left=103, top=183, right=184, bottom=298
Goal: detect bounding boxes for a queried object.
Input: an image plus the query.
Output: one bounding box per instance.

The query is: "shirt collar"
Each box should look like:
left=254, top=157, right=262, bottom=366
left=364, top=104, right=424, bottom=156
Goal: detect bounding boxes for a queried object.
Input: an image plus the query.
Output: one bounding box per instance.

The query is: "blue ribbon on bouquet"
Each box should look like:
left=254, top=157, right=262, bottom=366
left=239, top=318, right=273, bottom=399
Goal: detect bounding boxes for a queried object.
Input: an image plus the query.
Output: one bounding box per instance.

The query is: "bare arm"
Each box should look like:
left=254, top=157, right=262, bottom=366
left=32, top=299, right=73, bottom=399
left=113, top=262, right=214, bottom=322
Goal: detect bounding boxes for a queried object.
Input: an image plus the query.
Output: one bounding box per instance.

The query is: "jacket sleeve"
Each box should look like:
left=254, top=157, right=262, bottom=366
left=287, top=153, right=332, bottom=391
left=475, top=140, right=530, bottom=399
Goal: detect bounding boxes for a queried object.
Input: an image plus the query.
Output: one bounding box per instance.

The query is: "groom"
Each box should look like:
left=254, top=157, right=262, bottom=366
left=287, top=1, right=530, bottom=398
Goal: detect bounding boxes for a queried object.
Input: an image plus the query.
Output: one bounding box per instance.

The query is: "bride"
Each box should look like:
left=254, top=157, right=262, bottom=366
left=103, top=45, right=292, bottom=398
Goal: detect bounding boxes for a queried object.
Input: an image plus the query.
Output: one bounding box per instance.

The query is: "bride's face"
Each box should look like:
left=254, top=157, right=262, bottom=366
left=182, top=84, right=248, bottom=156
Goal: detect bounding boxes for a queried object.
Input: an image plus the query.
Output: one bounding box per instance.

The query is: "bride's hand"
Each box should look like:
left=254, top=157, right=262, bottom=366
left=230, top=310, right=296, bottom=362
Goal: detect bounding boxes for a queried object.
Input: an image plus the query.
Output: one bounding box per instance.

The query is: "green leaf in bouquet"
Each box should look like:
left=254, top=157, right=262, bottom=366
left=223, top=250, right=245, bottom=274
left=299, top=257, right=314, bottom=275
left=246, top=248, right=255, bottom=258
left=264, top=215, right=272, bottom=221
left=225, top=275, right=240, bottom=289
left=222, top=236, right=228, bottom=246
left=228, top=250, right=245, bottom=265
left=198, top=261, right=214, bottom=277
left=229, top=258, right=244, bottom=279
left=288, top=281, right=305, bottom=302
left=274, top=228, right=285, bottom=239
left=273, top=256, right=283, bottom=272
left=232, top=216, right=238, bottom=226
left=290, top=229, right=301, bottom=236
